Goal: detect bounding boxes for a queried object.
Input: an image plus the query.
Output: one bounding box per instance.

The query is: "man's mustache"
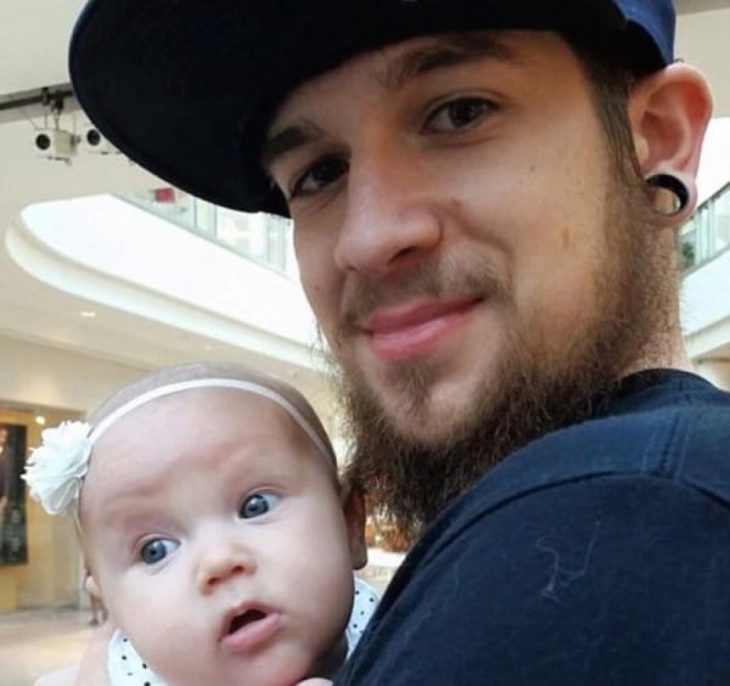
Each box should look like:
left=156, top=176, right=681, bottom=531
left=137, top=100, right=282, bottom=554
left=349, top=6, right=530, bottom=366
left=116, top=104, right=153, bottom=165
left=338, top=260, right=507, bottom=337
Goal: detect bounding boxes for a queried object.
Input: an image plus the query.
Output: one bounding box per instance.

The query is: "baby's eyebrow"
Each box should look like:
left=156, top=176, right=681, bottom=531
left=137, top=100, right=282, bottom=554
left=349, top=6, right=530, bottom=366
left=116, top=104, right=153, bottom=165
left=96, top=507, right=139, bottom=533
left=95, top=492, right=161, bottom=533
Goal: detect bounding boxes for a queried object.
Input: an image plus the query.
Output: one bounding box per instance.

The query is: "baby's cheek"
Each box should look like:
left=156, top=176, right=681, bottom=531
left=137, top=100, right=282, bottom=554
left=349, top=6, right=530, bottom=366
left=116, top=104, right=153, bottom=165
left=123, top=610, right=204, bottom=684
left=112, top=580, right=183, bottom=658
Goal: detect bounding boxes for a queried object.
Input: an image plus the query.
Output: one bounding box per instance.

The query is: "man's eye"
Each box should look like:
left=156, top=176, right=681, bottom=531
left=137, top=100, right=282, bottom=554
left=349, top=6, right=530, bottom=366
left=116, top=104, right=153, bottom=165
left=425, top=97, right=495, bottom=133
left=139, top=538, right=179, bottom=565
left=291, top=155, right=348, bottom=198
left=239, top=493, right=280, bottom=519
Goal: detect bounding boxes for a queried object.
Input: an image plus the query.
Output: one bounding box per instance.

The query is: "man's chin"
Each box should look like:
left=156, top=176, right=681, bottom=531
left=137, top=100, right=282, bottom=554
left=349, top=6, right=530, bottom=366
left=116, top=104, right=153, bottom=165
left=380, top=407, right=450, bottom=448
left=349, top=368, right=443, bottom=443
left=374, top=394, right=477, bottom=449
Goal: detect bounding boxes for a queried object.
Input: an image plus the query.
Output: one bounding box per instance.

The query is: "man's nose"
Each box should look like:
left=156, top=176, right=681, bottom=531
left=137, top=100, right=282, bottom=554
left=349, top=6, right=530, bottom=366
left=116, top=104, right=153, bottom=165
left=333, top=141, right=443, bottom=276
left=195, top=535, right=255, bottom=594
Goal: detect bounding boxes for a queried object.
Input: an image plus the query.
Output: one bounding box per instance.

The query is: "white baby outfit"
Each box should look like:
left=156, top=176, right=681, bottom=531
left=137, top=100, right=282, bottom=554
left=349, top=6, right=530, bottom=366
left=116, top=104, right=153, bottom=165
left=108, top=577, right=380, bottom=685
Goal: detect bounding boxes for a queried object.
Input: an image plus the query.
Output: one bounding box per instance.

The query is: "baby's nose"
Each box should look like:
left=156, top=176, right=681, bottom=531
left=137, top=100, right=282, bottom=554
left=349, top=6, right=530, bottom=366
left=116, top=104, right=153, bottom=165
left=196, top=540, right=255, bottom=594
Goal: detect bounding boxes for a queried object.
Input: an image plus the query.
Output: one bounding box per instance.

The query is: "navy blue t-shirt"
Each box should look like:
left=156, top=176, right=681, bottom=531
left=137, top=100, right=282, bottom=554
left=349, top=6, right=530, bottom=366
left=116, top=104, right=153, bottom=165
left=338, top=370, right=730, bottom=685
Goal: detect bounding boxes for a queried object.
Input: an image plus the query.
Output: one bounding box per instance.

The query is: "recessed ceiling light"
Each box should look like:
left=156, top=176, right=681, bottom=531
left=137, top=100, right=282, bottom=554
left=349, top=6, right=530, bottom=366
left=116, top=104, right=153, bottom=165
left=80, top=310, right=97, bottom=318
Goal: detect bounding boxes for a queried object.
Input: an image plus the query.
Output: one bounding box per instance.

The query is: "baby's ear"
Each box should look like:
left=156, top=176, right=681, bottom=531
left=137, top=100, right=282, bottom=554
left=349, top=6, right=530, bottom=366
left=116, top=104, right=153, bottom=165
left=84, top=572, right=103, bottom=601
left=342, top=486, right=368, bottom=570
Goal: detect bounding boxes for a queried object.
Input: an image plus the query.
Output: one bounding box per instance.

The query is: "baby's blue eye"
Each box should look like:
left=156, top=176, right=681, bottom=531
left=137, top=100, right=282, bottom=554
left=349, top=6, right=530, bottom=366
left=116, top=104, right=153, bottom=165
left=140, top=538, right=179, bottom=565
left=239, top=493, right=279, bottom=519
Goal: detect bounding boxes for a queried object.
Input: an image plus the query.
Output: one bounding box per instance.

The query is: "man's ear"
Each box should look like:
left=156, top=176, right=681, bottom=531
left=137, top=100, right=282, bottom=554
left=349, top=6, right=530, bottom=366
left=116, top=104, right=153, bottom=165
left=342, top=485, right=368, bottom=570
left=628, top=63, right=712, bottom=183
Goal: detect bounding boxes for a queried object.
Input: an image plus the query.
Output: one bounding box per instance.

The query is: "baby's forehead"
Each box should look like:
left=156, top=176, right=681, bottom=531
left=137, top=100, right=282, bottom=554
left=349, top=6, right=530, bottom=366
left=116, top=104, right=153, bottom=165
left=80, top=387, right=339, bottom=521
left=90, top=386, right=337, bottom=484
left=111, top=386, right=330, bottom=452
left=104, top=380, right=335, bottom=454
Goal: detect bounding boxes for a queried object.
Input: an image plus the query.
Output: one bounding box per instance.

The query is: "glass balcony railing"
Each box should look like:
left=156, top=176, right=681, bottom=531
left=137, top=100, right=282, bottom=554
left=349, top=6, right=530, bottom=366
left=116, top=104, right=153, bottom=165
left=124, top=180, right=730, bottom=278
left=121, top=188, right=297, bottom=278
left=680, top=180, right=730, bottom=272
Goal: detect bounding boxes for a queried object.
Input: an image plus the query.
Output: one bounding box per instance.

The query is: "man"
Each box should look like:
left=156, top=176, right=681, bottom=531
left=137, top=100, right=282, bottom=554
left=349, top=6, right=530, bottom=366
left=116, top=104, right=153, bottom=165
left=68, top=1, right=728, bottom=684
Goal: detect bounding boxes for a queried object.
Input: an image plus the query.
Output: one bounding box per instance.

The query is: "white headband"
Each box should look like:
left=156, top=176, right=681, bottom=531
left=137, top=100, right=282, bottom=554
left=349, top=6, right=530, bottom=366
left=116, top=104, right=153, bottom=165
left=22, top=377, right=333, bottom=517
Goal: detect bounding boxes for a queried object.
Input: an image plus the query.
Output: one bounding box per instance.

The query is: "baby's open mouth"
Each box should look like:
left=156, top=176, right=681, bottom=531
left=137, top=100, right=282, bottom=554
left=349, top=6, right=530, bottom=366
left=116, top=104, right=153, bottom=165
left=221, top=606, right=282, bottom=652
left=228, top=608, right=267, bottom=635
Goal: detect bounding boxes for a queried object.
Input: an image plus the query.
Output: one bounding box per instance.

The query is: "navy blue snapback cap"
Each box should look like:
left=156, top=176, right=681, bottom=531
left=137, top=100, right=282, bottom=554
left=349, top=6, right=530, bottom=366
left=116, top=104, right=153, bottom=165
left=69, top=0, right=676, bottom=217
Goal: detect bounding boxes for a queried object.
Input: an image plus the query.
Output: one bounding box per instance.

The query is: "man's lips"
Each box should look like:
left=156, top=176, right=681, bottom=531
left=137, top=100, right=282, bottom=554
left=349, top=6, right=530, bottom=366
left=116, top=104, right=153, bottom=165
left=221, top=603, right=281, bottom=653
left=358, top=297, right=482, bottom=361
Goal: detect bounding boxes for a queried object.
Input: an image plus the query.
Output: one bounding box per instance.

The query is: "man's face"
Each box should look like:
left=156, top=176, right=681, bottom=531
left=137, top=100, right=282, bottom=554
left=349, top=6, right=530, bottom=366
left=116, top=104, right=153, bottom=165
left=268, top=32, right=645, bottom=438
left=266, top=31, right=667, bottom=532
left=81, top=390, right=361, bottom=686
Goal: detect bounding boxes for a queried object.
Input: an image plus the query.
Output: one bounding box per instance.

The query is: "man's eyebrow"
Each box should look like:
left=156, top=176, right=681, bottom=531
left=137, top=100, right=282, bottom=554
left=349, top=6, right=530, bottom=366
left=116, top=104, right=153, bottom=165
left=261, top=34, right=516, bottom=173
left=261, top=121, right=324, bottom=173
left=382, top=33, right=518, bottom=92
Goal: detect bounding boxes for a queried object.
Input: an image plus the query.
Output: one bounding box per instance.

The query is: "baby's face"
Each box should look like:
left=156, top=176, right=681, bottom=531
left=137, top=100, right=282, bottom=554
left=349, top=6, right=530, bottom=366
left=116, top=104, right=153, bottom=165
left=80, top=389, right=363, bottom=686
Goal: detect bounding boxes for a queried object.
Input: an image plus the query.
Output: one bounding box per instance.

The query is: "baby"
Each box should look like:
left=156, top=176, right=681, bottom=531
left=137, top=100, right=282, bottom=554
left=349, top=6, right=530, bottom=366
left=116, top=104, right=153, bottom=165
left=24, top=362, right=376, bottom=686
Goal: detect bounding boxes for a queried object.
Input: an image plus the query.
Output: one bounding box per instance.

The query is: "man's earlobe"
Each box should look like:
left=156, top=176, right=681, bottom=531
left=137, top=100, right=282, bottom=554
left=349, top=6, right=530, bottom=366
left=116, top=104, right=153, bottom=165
left=645, top=172, right=694, bottom=219
left=629, top=63, right=713, bottom=182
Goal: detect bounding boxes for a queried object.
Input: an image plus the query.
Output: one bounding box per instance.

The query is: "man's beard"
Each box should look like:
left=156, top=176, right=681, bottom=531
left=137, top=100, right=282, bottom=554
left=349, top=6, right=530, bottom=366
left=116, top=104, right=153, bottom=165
left=327, top=175, right=674, bottom=544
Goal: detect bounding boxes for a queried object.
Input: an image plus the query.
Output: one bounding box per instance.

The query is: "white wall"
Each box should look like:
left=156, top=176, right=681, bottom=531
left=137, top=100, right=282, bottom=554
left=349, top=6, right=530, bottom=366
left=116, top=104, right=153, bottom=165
left=697, top=118, right=730, bottom=202
left=0, top=335, right=144, bottom=414
left=695, top=359, right=730, bottom=389
left=677, top=7, right=730, bottom=118
left=0, top=0, right=85, bottom=93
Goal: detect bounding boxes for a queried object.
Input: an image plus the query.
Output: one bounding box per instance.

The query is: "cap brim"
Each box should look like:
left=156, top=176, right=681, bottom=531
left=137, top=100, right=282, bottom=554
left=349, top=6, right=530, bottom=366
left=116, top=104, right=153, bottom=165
left=70, top=0, right=666, bottom=216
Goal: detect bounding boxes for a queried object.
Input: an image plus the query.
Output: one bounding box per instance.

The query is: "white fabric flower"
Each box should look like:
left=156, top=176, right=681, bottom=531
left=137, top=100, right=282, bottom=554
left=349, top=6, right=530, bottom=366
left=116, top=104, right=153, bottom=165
left=22, top=421, right=93, bottom=516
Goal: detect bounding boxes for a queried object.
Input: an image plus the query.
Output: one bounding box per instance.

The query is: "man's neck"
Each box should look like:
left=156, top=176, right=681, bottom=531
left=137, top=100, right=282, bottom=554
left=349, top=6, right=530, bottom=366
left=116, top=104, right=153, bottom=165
left=620, top=331, right=694, bottom=379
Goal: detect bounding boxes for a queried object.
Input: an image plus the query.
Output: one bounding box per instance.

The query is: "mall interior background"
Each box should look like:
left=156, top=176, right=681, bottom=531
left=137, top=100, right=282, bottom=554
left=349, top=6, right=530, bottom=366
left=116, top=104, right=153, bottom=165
left=0, top=1, right=729, bottom=681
